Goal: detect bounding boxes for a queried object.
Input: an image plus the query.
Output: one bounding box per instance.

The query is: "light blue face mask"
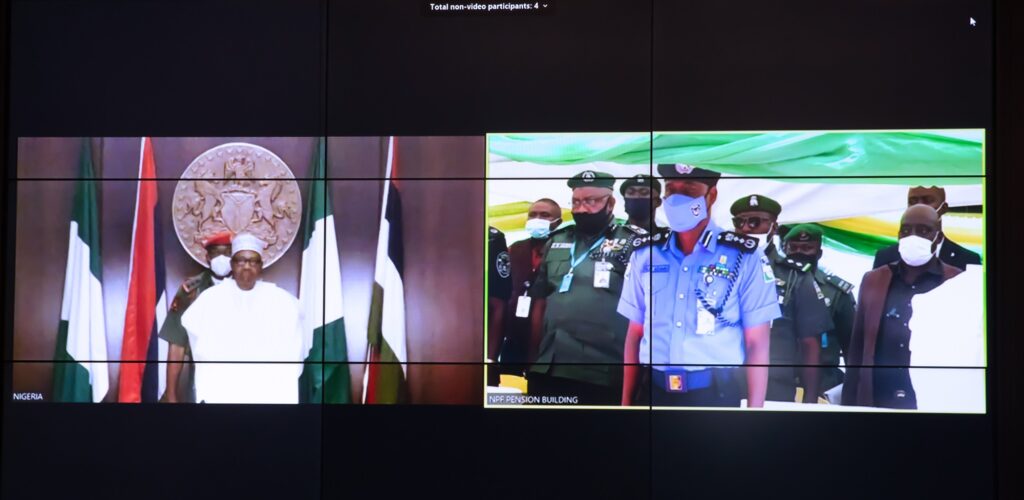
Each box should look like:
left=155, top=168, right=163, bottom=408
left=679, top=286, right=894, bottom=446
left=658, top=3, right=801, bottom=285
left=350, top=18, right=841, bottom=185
left=525, top=218, right=558, bottom=239
left=662, top=194, right=708, bottom=232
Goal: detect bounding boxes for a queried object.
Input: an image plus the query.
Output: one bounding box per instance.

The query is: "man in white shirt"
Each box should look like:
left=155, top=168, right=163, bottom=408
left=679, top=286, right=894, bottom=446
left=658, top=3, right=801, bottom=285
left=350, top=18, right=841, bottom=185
left=181, top=233, right=305, bottom=404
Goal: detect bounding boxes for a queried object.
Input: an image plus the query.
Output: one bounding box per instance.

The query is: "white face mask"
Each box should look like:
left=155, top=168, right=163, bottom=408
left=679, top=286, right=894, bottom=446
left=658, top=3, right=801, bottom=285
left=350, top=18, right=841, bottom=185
left=209, top=255, right=232, bottom=278
left=898, top=234, right=938, bottom=267
left=752, top=234, right=770, bottom=253
left=654, top=205, right=670, bottom=229
left=525, top=217, right=559, bottom=239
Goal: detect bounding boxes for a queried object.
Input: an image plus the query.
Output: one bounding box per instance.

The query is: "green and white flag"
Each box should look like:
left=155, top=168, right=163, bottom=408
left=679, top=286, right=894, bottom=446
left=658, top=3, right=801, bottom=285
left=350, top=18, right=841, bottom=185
left=52, top=139, right=109, bottom=403
left=299, top=137, right=351, bottom=403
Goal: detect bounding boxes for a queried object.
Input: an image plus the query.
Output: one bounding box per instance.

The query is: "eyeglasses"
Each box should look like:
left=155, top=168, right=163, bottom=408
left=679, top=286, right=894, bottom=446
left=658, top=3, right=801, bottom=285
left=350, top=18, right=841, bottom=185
left=732, top=216, right=771, bottom=230
left=570, top=195, right=610, bottom=209
left=232, top=256, right=263, bottom=267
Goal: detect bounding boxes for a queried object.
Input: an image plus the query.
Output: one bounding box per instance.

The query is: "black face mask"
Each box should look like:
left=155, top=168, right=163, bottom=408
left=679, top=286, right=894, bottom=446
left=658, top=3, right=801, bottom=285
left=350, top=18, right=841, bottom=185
left=788, top=251, right=823, bottom=269
left=624, top=198, right=653, bottom=223
left=572, top=205, right=612, bottom=235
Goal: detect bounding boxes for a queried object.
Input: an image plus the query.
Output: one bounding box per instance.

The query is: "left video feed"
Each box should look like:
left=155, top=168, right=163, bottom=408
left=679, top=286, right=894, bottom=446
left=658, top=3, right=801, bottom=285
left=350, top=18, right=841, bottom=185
left=8, top=136, right=486, bottom=405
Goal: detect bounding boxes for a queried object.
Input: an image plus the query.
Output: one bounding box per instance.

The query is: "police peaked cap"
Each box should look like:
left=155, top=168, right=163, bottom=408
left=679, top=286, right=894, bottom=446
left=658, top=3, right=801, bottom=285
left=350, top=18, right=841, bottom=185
left=730, top=194, right=782, bottom=217
left=619, top=174, right=662, bottom=196
left=782, top=223, right=824, bottom=243
left=656, top=163, right=721, bottom=187
left=567, top=170, right=616, bottom=189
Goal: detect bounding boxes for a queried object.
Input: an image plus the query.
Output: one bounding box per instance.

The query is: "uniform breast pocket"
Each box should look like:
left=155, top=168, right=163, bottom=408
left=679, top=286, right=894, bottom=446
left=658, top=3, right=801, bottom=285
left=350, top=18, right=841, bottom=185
left=700, top=278, right=740, bottom=324
left=648, top=270, right=670, bottom=294
left=550, top=259, right=571, bottom=279
left=644, top=268, right=673, bottom=314
left=546, top=259, right=571, bottom=291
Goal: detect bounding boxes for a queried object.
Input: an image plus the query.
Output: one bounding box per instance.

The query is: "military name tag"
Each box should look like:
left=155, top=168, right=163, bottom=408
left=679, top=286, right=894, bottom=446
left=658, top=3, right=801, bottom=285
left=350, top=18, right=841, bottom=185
left=551, top=242, right=573, bottom=249
left=594, top=261, right=612, bottom=289
left=696, top=303, right=715, bottom=335
left=515, top=295, right=532, bottom=318
left=559, top=273, right=573, bottom=293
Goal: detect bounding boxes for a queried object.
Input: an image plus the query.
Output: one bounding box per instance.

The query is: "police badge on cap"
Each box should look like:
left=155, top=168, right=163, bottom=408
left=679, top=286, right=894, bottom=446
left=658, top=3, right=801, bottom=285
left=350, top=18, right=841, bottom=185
left=656, top=164, right=722, bottom=187
left=567, top=170, right=615, bottom=189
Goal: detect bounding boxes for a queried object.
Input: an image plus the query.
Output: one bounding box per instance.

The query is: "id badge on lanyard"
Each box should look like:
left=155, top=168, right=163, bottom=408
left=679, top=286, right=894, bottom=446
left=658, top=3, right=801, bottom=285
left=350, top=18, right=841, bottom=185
left=516, top=290, right=532, bottom=317
left=696, top=301, right=716, bottom=335
left=593, top=261, right=612, bottom=289
left=558, top=236, right=606, bottom=293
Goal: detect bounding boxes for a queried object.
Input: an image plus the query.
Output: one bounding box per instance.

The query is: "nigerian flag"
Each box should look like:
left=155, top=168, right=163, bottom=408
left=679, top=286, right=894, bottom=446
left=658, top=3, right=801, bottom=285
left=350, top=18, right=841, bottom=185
left=299, top=137, right=350, bottom=403
left=52, top=139, right=109, bottom=403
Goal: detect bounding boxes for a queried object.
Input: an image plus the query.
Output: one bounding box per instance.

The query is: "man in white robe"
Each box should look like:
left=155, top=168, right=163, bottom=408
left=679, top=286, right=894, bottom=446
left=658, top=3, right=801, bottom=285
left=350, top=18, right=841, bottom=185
left=181, top=233, right=305, bottom=404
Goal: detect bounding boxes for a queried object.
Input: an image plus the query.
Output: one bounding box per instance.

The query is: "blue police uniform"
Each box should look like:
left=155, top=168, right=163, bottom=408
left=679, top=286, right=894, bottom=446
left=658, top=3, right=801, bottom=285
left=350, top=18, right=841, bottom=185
left=618, top=221, right=782, bottom=406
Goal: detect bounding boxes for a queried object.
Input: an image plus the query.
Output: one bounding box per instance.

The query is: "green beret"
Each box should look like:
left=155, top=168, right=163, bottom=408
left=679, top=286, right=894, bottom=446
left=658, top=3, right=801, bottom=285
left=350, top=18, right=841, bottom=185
left=656, top=164, right=721, bottom=186
left=782, top=224, right=824, bottom=243
left=730, top=194, right=782, bottom=217
left=567, top=170, right=615, bottom=190
left=619, top=174, right=662, bottom=196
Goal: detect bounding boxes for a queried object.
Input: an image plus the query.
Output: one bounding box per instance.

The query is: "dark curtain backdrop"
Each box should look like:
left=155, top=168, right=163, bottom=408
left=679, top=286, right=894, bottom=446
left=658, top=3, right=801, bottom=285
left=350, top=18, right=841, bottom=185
left=11, top=136, right=484, bottom=404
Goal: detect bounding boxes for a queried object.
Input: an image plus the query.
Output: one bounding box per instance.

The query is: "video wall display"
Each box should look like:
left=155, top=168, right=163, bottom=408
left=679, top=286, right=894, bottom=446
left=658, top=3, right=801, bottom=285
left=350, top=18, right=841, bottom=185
left=8, top=131, right=985, bottom=413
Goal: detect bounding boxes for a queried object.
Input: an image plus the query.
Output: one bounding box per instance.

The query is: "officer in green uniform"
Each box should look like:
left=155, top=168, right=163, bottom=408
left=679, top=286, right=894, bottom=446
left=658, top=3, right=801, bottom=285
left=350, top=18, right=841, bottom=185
left=782, top=224, right=856, bottom=398
left=526, top=170, right=649, bottom=405
left=731, top=195, right=833, bottom=403
left=158, top=231, right=233, bottom=403
left=619, top=174, right=662, bottom=232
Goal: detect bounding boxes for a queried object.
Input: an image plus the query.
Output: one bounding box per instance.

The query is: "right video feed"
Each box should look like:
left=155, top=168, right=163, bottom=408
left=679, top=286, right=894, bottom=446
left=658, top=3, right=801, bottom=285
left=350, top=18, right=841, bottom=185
left=485, top=130, right=985, bottom=413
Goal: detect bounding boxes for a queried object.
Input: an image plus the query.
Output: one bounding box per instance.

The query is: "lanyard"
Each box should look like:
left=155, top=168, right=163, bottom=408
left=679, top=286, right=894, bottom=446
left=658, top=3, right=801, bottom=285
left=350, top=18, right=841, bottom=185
left=567, top=236, right=606, bottom=275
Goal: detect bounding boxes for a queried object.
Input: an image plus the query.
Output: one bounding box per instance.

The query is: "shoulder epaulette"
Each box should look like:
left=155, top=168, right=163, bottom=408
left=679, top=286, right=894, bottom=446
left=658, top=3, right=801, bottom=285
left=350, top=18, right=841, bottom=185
left=549, top=224, right=574, bottom=237
left=717, top=231, right=757, bottom=253
left=180, top=272, right=207, bottom=294
left=172, top=272, right=208, bottom=312
left=824, top=273, right=854, bottom=294
left=815, top=267, right=854, bottom=293
left=621, top=224, right=649, bottom=236
left=635, top=227, right=670, bottom=248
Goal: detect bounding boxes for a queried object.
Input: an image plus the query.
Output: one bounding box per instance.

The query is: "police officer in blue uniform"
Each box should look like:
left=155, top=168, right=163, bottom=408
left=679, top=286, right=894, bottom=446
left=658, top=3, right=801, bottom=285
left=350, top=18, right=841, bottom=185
left=619, top=164, right=781, bottom=407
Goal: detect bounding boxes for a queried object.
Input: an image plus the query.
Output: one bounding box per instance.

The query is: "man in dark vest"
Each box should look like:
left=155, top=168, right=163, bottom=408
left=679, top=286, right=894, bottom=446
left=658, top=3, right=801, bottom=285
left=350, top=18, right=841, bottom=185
left=844, top=204, right=962, bottom=409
